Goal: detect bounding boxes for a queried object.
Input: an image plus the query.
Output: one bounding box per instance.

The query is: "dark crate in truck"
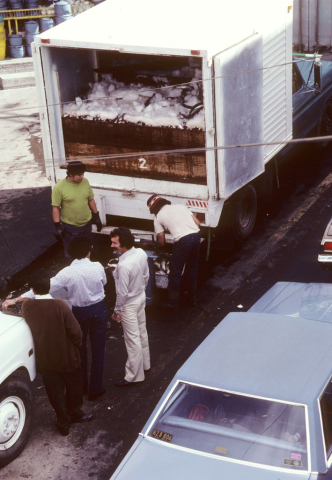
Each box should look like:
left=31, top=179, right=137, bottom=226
left=62, top=117, right=207, bottom=184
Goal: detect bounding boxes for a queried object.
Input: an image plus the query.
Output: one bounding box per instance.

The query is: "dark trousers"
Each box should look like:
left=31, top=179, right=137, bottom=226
left=41, top=367, right=84, bottom=428
left=62, top=219, right=93, bottom=258
left=72, top=300, right=108, bottom=396
left=168, top=232, right=201, bottom=305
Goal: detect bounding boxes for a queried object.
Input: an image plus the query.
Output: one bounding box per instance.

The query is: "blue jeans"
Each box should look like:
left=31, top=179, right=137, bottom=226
left=72, top=300, right=108, bottom=396
left=62, top=219, right=93, bottom=258
left=168, top=232, right=201, bottom=305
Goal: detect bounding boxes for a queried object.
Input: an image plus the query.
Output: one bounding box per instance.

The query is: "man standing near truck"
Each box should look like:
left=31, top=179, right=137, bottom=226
left=52, top=161, right=102, bottom=258
left=49, top=237, right=108, bottom=401
left=21, top=271, right=93, bottom=437
left=110, top=227, right=150, bottom=387
left=147, top=194, right=201, bottom=310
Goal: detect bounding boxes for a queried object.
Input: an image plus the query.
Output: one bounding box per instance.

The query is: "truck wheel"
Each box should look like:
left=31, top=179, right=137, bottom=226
left=316, top=100, right=332, bottom=151
left=0, top=372, right=34, bottom=468
left=232, top=184, right=257, bottom=243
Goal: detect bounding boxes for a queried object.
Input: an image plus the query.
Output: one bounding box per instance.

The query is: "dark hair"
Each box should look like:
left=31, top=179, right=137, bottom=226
left=110, top=227, right=135, bottom=249
left=68, top=236, right=92, bottom=259
left=66, top=161, right=86, bottom=176
left=153, top=198, right=171, bottom=215
left=28, top=271, right=50, bottom=295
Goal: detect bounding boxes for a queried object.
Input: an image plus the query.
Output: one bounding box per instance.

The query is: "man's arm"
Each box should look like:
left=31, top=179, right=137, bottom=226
left=192, top=214, right=200, bottom=227
left=157, top=232, right=166, bottom=246
left=49, top=271, right=67, bottom=297
left=142, top=254, right=149, bottom=288
left=112, top=265, right=130, bottom=322
left=88, top=198, right=98, bottom=214
left=2, top=296, right=27, bottom=310
left=52, top=206, right=61, bottom=222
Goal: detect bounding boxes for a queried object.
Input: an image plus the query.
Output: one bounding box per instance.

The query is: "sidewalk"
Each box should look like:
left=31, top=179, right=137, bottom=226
left=0, top=85, right=56, bottom=291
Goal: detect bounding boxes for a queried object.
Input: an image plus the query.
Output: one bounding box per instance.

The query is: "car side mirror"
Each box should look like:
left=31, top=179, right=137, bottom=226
left=314, top=62, right=322, bottom=92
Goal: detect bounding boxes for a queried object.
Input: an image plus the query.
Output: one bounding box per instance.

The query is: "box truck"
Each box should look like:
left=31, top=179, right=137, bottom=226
left=32, top=0, right=331, bottom=247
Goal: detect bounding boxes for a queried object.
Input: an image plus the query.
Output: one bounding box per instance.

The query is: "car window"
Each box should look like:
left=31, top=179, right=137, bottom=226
left=148, top=382, right=308, bottom=471
left=320, top=378, right=332, bottom=460
left=293, top=64, right=303, bottom=95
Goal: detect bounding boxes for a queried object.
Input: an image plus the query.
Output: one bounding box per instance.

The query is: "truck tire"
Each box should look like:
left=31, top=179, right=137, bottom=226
left=316, top=100, right=332, bottom=151
left=0, top=372, right=34, bottom=468
left=232, top=184, right=257, bottom=243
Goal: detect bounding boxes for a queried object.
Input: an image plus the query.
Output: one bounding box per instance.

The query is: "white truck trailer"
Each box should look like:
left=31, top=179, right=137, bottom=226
left=33, top=0, right=293, bottom=244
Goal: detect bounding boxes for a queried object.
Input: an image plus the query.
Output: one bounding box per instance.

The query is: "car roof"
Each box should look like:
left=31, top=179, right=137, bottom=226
left=296, top=59, right=332, bottom=86
left=176, top=308, right=332, bottom=404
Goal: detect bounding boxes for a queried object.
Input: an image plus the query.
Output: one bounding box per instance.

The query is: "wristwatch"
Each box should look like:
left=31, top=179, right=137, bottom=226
left=114, top=310, right=120, bottom=315
left=13, top=298, right=17, bottom=304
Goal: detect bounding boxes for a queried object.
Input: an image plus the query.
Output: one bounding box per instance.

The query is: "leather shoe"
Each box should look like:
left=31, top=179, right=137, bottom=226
left=115, top=379, right=144, bottom=387
left=88, top=389, right=106, bottom=401
left=115, top=379, right=132, bottom=387
left=71, top=414, right=93, bottom=424
left=58, top=425, right=70, bottom=436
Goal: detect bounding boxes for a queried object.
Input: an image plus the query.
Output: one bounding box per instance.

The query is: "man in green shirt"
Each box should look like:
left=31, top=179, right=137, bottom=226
left=52, top=161, right=102, bottom=258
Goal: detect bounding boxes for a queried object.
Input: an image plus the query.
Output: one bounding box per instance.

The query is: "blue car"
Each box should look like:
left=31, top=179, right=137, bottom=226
left=111, top=282, right=332, bottom=480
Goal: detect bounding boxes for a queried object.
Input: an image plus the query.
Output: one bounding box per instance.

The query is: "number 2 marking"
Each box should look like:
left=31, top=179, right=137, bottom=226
left=138, top=158, right=148, bottom=169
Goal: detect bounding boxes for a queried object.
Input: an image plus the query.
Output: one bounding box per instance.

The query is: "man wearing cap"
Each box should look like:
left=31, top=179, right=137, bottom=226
left=147, top=194, right=201, bottom=309
left=52, top=161, right=102, bottom=258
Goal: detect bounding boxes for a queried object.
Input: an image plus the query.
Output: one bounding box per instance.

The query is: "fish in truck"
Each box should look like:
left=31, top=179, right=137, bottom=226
left=32, top=0, right=332, bottom=250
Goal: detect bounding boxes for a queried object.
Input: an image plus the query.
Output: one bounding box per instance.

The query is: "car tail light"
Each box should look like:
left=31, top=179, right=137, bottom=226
left=324, top=241, right=332, bottom=252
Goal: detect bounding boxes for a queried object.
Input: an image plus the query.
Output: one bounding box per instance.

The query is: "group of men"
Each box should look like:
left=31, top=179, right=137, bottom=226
left=2, top=160, right=201, bottom=437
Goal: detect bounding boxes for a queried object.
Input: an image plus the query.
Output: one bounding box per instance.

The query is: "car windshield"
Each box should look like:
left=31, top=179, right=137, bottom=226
left=148, top=382, right=308, bottom=471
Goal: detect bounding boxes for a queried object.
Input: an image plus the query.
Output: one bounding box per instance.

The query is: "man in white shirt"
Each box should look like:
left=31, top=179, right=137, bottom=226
left=110, top=227, right=150, bottom=387
left=147, top=194, right=201, bottom=310
left=49, top=237, right=108, bottom=401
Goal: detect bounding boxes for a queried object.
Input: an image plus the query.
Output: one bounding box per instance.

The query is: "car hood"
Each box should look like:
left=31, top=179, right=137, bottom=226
left=112, top=437, right=310, bottom=480
left=249, top=282, right=332, bottom=323
left=0, top=311, right=23, bottom=336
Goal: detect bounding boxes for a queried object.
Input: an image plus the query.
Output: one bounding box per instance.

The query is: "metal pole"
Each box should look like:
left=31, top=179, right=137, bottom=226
left=205, top=227, right=211, bottom=262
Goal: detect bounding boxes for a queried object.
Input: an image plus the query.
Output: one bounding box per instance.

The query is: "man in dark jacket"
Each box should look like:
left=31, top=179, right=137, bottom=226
left=21, top=271, right=93, bottom=436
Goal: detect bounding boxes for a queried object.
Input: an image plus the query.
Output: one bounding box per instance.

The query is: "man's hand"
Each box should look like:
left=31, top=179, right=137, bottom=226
left=92, top=212, right=102, bottom=232
left=2, top=299, right=15, bottom=311
left=54, top=222, right=64, bottom=241
left=111, top=312, right=121, bottom=323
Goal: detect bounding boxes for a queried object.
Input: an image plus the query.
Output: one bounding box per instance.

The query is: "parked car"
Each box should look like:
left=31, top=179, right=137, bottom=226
left=0, top=307, right=36, bottom=468
left=111, top=282, right=332, bottom=480
left=318, top=217, right=332, bottom=269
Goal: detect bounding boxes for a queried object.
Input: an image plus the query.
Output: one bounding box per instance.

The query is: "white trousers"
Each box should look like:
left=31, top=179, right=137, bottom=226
left=120, top=292, right=150, bottom=382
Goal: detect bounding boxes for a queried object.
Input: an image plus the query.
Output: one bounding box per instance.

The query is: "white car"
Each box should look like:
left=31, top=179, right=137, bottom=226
left=0, top=309, right=36, bottom=468
left=318, top=217, right=332, bottom=269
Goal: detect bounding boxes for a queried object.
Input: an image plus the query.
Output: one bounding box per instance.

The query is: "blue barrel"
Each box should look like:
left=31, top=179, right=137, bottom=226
left=54, top=0, right=71, bottom=15
left=26, top=43, right=32, bottom=56
left=55, top=14, right=72, bottom=24
left=9, top=44, right=25, bottom=58
left=25, top=32, right=37, bottom=44
left=24, top=20, right=39, bottom=33
left=9, top=0, right=23, bottom=6
left=40, top=16, right=54, bottom=31
left=8, top=34, right=23, bottom=45
left=0, top=7, right=7, bottom=17
left=0, top=0, right=7, bottom=7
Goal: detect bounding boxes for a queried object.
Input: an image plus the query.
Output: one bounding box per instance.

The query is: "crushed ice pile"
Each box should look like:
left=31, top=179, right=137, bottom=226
left=62, top=67, right=205, bottom=130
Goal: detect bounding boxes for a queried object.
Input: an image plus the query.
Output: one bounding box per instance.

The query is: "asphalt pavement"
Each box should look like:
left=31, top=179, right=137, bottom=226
left=0, top=86, right=56, bottom=293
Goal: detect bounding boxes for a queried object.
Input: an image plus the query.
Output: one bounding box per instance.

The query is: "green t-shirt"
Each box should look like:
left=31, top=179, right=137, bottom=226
left=52, top=177, right=94, bottom=226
